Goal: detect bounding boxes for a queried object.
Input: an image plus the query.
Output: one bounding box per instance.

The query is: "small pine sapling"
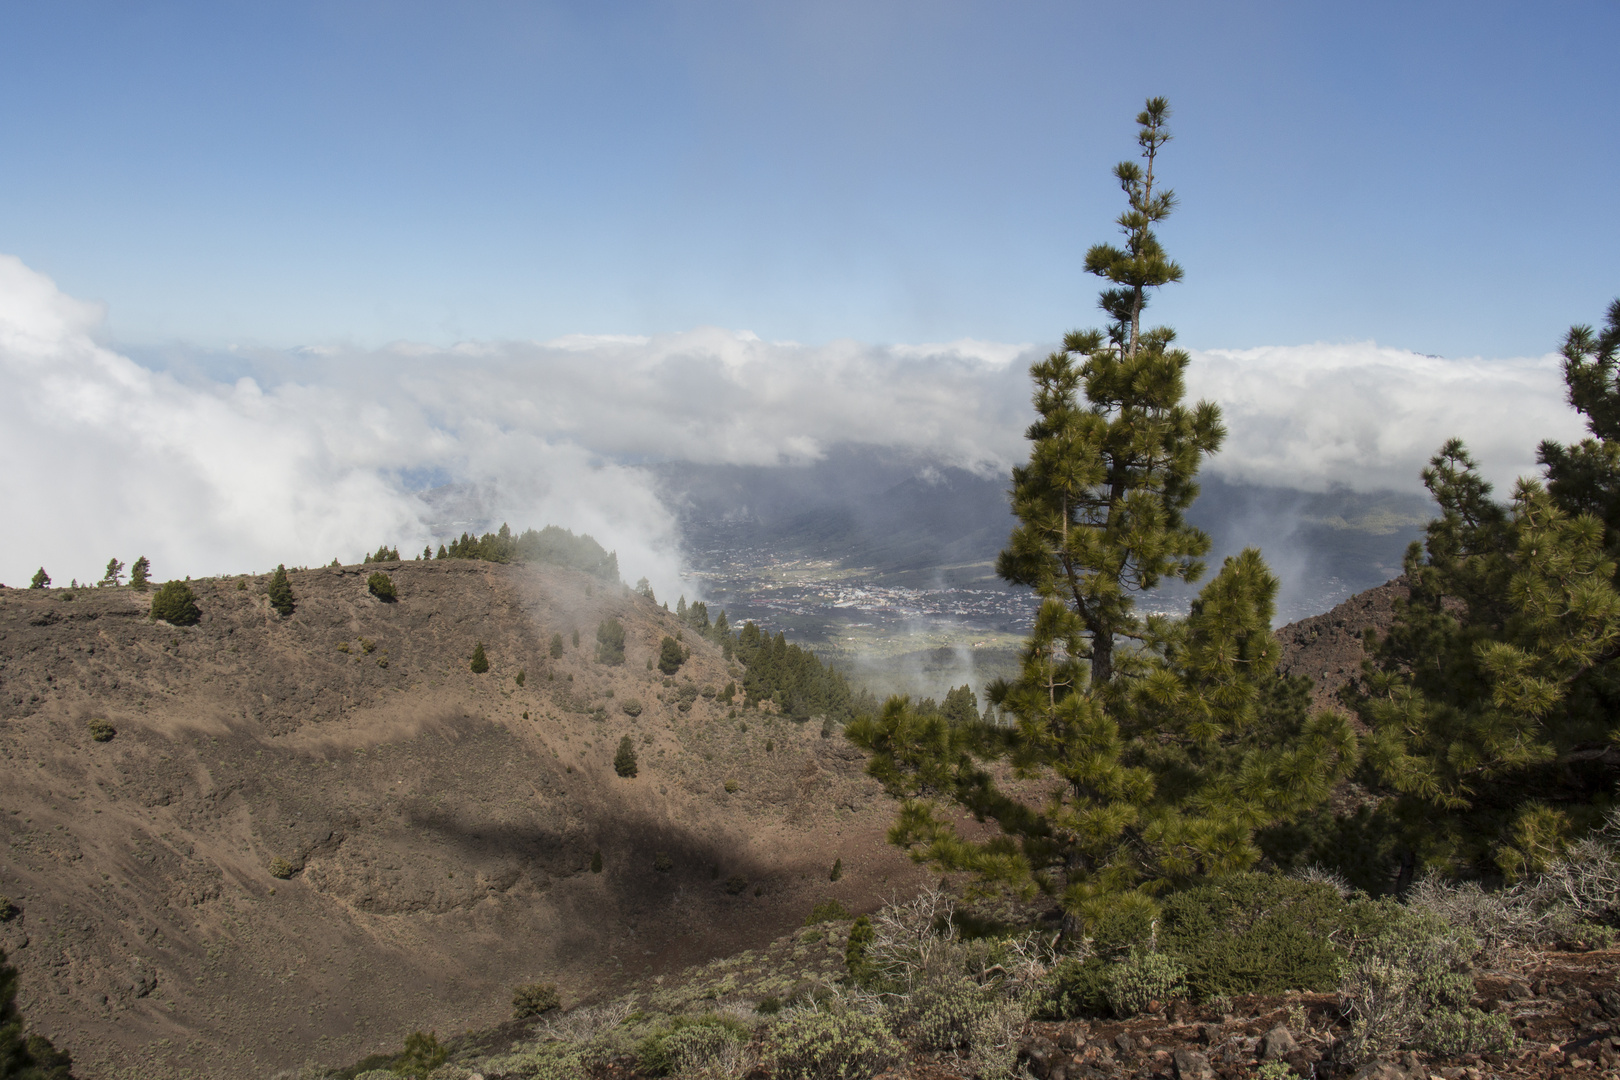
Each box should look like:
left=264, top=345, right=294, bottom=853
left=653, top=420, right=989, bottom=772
left=614, top=735, right=638, bottom=777
left=129, top=556, right=150, bottom=591
left=267, top=564, right=295, bottom=616
left=830, top=857, right=843, bottom=882
left=657, top=635, right=685, bottom=675
left=367, top=571, right=397, bottom=602
left=549, top=633, right=565, bottom=659
left=470, top=642, right=489, bottom=674
left=100, top=557, right=124, bottom=587
left=516, top=669, right=526, bottom=688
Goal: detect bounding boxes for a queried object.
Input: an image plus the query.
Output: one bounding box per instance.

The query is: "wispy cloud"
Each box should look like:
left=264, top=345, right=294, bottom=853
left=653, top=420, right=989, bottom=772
left=0, top=253, right=1588, bottom=591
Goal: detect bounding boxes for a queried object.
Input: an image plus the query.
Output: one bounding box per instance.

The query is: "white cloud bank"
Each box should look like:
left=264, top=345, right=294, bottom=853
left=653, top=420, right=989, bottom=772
left=0, top=253, right=1588, bottom=590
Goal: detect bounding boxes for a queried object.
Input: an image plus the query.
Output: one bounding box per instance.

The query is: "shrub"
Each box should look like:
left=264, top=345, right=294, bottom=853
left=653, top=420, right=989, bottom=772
left=511, top=981, right=561, bottom=1019
left=764, top=1007, right=903, bottom=1080
left=902, top=976, right=996, bottom=1051
left=1337, top=902, right=1511, bottom=1063
left=724, top=874, right=749, bottom=895
left=550, top=633, right=565, bottom=659
left=621, top=698, right=643, bottom=717
left=149, top=580, right=200, bottom=625
left=657, top=636, right=685, bottom=675
left=614, top=736, right=638, bottom=777
left=653, top=852, right=674, bottom=873
left=804, top=899, right=850, bottom=925
left=636, top=1014, right=749, bottom=1076
left=1036, top=955, right=1111, bottom=1019
left=0, top=897, right=16, bottom=921
left=367, top=571, right=397, bottom=602
left=830, top=858, right=843, bottom=882
left=1102, top=949, right=1187, bottom=1017
left=267, top=564, right=295, bottom=615
left=724, top=779, right=739, bottom=793
left=394, top=1030, right=447, bottom=1079
left=515, top=668, right=526, bottom=688
left=470, top=642, right=489, bottom=674
left=1158, top=872, right=1348, bottom=998
left=572, top=628, right=580, bottom=648
left=87, top=718, right=116, bottom=743
left=268, top=857, right=296, bottom=880
left=590, top=850, right=603, bottom=873
left=595, top=618, right=626, bottom=665
left=129, top=556, right=150, bottom=591
left=846, top=915, right=876, bottom=982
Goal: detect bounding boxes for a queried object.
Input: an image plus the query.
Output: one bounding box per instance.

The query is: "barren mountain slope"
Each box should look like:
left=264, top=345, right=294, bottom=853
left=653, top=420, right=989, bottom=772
left=0, top=561, right=929, bottom=1079
left=1273, top=576, right=1409, bottom=717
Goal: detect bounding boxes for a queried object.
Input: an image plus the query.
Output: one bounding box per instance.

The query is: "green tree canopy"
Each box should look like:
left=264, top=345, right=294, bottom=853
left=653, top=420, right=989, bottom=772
left=267, top=565, right=295, bottom=616
left=128, top=556, right=150, bottom=592
left=470, top=642, right=489, bottom=674
left=657, top=635, right=685, bottom=676
left=367, top=571, right=397, bottom=602
left=847, top=99, right=1356, bottom=930
left=28, top=568, right=48, bottom=590
left=1349, top=300, right=1620, bottom=886
left=149, top=580, right=200, bottom=626
left=614, top=735, right=638, bottom=778
left=596, top=618, right=626, bottom=665
left=99, top=558, right=124, bottom=588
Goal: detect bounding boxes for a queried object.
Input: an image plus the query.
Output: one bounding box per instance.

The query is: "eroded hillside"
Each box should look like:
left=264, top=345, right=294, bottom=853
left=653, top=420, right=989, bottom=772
left=0, top=562, right=929, bottom=1079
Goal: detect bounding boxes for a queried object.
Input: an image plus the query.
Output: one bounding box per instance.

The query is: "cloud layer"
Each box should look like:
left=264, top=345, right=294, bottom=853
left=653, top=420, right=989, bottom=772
left=0, top=254, right=1588, bottom=592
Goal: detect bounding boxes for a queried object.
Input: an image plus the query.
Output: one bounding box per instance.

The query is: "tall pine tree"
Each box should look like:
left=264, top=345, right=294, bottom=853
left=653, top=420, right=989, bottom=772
left=848, top=99, right=1355, bottom=929
left=1353, top=301, right=1620, bottom=885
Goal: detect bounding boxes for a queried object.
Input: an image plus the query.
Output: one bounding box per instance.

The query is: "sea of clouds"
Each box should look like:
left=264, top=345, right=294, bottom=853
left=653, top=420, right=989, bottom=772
left=0, top=254, right=1587, bottom=594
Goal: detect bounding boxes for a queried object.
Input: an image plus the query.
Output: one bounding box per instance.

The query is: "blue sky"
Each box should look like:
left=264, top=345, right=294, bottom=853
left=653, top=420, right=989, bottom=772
left=2, top=1, right=1616, bottom=357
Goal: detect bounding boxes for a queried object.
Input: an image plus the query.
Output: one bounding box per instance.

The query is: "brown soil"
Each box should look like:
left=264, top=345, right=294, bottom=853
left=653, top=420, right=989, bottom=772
left=0, top=562, right=931, bottom=1079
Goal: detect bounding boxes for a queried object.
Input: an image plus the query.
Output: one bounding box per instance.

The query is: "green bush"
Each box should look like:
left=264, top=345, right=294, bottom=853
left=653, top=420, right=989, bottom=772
left=621, top=698, right=643, bottom=717
left=393, top=1030, right=447, bottom=1079
left=1422, top=1007, right=1518, bottom=1057
left=1338, top=902, right=1511, bottom=1062
left=268, top=857, right=296, bottom=880
left=550, top=633, right=565, bottom=659
left=1035, top=955, right=1110, bottom=1019
left=515, top=668, right=526, bottom=688
left=367, top=571, right=397, bottom=602
left=268, top=564, right=295, bottom=615
left=903, top=976, right=995, bottom=1051
left=614, top=736, right=638, bottom=778
left=658, top=636, right=685, bottom=675
left=149, top=580, right=200, bottom=625
left=846, top=915, right=876, bottom=982
left=1159, top=872, right=1348, bottom=998
left=0, top=897, right=16, bottom=922
left=511, top=981, right=560, bottom=1019
left=590, top=850, right=603, bottom=873
left=1102, top=949, right=1187, bottom=1017
left=829, top=858, right=842, bottom=882
left=87, top=718, right=116, bottom=743
left=764, top=1007, right=902, bottom=1080
left=470, top=642, right=489, bottom=674
left=804, top=899, right=850, bottom=925
left=636, top=1014, right=748, bottom=1076
left=596, top=618, right=626, bottom=665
